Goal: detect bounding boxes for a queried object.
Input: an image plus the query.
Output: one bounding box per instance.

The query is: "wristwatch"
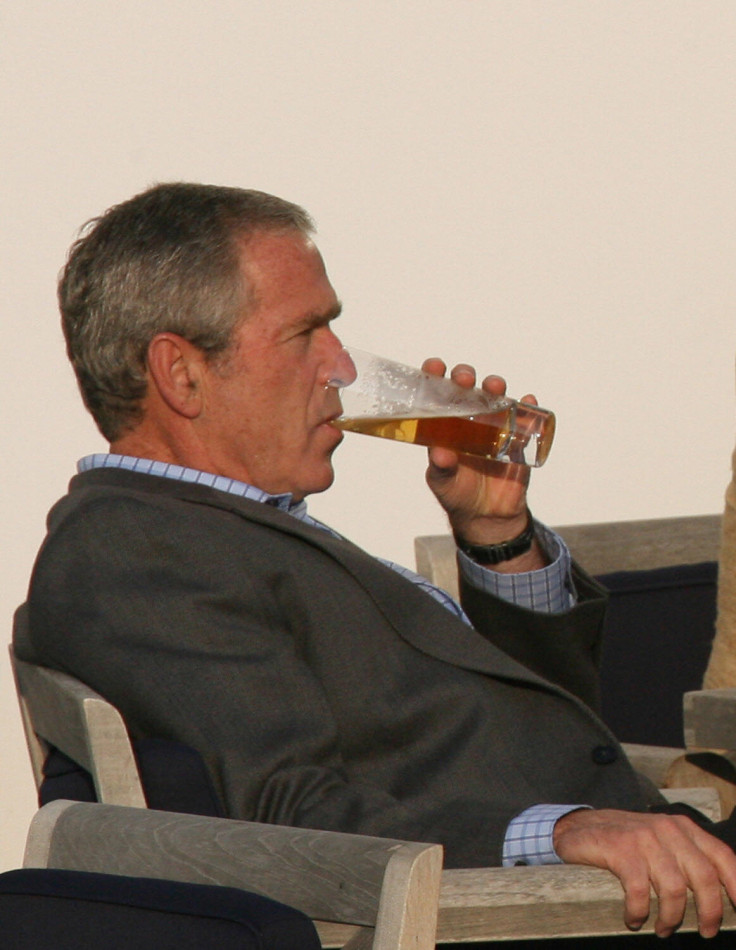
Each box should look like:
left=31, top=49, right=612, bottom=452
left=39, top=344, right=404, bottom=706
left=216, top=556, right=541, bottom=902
left=454, top=514, right=535, bottom=565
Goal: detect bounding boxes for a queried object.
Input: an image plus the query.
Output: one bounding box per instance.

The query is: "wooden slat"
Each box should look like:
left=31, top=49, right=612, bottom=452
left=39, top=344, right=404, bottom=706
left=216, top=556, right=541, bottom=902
left=553, top=514, right=721, bottom=576
left=371, top=837, right=442, bottom=950
left=414, top=535, right=459, bottom=599
left=315, top=921, right=362, bottom=947
left=436, top=864, right=736, bottom=941
left=620, top=744, right=724, bottom=820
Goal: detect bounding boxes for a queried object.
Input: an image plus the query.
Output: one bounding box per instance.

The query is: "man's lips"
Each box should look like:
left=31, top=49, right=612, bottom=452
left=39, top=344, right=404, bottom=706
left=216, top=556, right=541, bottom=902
left=320, top=407, right=343, bottom=427
left=317, top=412, right=344, bottom=441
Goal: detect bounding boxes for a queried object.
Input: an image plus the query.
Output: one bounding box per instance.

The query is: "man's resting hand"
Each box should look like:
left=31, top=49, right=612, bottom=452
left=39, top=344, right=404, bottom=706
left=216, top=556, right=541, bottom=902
left=553, top=808, right=736, bottom=938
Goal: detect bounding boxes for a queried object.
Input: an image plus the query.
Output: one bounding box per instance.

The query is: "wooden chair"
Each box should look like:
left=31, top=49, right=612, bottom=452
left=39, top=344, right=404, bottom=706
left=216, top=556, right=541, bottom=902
left=23, top=798, right=736, bottom=943
left=11, top=640, right=733, bottom=941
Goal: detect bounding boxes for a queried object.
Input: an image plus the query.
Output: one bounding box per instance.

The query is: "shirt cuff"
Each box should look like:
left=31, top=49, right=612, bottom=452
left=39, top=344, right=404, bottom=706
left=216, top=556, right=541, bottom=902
left=457, top=521, right=576, bottom=614
left=502, top=803, right=591, bottom=867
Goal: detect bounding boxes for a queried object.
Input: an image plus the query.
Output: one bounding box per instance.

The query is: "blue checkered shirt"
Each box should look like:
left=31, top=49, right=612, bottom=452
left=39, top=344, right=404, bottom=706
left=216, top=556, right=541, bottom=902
left=78, top=453, right=586, bottom=864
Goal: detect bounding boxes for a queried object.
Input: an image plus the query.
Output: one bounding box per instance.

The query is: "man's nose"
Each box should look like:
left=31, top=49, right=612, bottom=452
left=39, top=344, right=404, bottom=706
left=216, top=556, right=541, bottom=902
left=325, top=346, right=357, bottom=389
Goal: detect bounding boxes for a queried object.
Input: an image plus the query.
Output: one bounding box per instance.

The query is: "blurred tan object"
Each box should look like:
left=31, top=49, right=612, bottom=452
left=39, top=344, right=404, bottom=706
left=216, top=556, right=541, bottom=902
left=704, top=447, right=736, bottom=688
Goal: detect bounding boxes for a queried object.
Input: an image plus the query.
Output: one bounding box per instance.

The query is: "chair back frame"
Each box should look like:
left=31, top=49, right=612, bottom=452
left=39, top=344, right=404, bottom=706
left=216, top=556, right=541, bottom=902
left=10, top=638, right=146, bottom=807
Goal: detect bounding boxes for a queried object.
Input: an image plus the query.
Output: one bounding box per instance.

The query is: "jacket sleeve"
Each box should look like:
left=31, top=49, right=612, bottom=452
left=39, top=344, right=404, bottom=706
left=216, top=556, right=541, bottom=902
left=459, top=561, right=610, bottom=711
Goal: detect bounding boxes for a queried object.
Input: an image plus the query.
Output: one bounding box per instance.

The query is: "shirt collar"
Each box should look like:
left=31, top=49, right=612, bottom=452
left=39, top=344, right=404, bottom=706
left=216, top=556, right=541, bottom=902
left=77, top=453, right=307, bottom=517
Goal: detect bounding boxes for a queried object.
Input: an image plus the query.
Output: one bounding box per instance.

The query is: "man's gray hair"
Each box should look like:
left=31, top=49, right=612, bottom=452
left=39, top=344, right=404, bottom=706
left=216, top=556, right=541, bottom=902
left=59, top=182, right=314, bottom=441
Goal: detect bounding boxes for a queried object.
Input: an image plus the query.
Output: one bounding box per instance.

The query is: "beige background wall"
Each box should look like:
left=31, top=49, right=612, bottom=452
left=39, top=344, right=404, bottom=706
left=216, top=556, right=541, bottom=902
left=2, top=1, right=735, bottom=868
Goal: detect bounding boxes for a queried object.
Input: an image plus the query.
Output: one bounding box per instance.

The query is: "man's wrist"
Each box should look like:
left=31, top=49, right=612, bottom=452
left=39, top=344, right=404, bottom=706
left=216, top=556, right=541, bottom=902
left=503, top=804, right=591, bottom=867
left=454, top=512, right=535, bottom=565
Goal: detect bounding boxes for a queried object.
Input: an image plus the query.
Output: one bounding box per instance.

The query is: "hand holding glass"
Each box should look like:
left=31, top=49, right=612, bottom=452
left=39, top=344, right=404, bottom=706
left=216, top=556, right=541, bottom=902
left=329, top=348, right=555, bottom=468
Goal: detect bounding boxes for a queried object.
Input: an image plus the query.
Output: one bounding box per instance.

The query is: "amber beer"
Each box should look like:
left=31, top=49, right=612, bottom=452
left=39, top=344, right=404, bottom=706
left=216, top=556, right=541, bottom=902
left=336, top=402, right=555, bottom=467
left=330, top=347, right=556, bottom=468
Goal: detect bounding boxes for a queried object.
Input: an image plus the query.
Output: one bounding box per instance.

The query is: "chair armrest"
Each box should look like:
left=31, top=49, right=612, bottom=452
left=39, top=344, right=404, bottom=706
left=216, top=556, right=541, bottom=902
left=436, top=863, right=736, bottom=941
left=24, top=801, right=443, bottom=950
left=25, top=800, right=736, bottom=944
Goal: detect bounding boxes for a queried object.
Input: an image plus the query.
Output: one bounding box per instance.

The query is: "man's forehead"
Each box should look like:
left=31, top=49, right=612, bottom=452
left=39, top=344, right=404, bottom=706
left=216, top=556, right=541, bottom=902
left=235, top=229, right=339, bottom=326
left=238, top=228, right=323, bottom=274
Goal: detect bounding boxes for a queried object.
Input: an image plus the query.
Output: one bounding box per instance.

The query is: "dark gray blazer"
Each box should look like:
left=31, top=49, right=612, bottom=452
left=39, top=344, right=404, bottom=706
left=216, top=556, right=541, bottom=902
left=19, top=468, right=660, bottom=867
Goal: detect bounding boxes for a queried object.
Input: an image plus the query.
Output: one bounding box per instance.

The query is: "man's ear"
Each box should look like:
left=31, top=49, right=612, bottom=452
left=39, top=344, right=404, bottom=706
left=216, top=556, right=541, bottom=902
left=146, top=333, right=206, bottom=419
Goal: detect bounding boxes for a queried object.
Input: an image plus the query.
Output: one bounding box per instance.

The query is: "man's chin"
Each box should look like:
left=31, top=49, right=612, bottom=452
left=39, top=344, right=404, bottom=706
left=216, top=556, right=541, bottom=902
left=293, top=462, right=336, bottom=502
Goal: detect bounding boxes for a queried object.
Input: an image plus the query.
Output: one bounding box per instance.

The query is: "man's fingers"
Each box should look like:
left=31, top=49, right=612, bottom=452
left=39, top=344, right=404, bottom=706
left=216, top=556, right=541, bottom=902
left=520, top=391, right=538, bottom=406
left=617, top=860, right=652, bottom=932
left=687, top=878, right=723, bottom=940
left=426, top=444, right=460, bottom=474
left=554, top=809, right=736, bottom=938
left=421, top=357, right=446, bottom=377
left=618, top=820, right=732, bottom=938
left=449, top=363, right=476, bottom=388
left=650, top=860, right=695, bottom=938
left=697, top=827, right=736, bottom=908
left=481, top=373, right=506, bottom=397
left=419, top=358, right=511, bottom=399
left=616, top=845, right=714, bottom=939
left=679, top=827, right=736, bottom=938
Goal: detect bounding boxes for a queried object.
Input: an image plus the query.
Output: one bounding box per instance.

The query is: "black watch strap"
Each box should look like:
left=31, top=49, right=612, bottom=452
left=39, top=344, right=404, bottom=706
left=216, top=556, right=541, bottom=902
left=454, top=514, right=535, bottom=565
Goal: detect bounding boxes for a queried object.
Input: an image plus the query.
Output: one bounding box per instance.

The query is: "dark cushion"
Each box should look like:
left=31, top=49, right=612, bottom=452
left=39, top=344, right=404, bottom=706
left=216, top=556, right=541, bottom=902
left=39, top=749, right=96, bottom=806
left=597, top=561, right=717, bottom=747
left=0, top=867, right=320, bottom=950
left=39, top=739, right=224, bottom=817
left=0, top=868, right=320, bottom=950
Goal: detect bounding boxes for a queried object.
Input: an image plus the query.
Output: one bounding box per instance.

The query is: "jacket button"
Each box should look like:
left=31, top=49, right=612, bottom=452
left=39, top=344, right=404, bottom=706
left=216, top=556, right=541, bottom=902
left=591, top=744, right=618, bottom=765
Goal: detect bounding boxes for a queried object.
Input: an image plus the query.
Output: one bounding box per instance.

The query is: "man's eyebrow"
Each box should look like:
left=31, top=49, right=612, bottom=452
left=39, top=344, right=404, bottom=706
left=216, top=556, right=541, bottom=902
left=297, top=301, right=343, bottom=330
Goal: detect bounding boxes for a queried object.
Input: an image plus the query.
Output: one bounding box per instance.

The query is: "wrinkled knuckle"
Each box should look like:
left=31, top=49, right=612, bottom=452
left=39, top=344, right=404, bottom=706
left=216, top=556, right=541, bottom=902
left=629, top=824, right=660, bottom=850
left=625, top=880, right=652, bottom=906
left=696, top=865, right=722, bottom=890
left=697, top=903, right=723, bottom=928
left=653, top=814, right=685, bottom=835
left=710, top=837, right=736, bottom=864
left=658, top=880, right=688, bottom=905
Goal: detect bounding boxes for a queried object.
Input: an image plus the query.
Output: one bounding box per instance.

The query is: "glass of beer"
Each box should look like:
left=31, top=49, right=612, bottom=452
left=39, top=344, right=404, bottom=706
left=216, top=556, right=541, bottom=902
left=329, top=347, right=555, bottom=467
